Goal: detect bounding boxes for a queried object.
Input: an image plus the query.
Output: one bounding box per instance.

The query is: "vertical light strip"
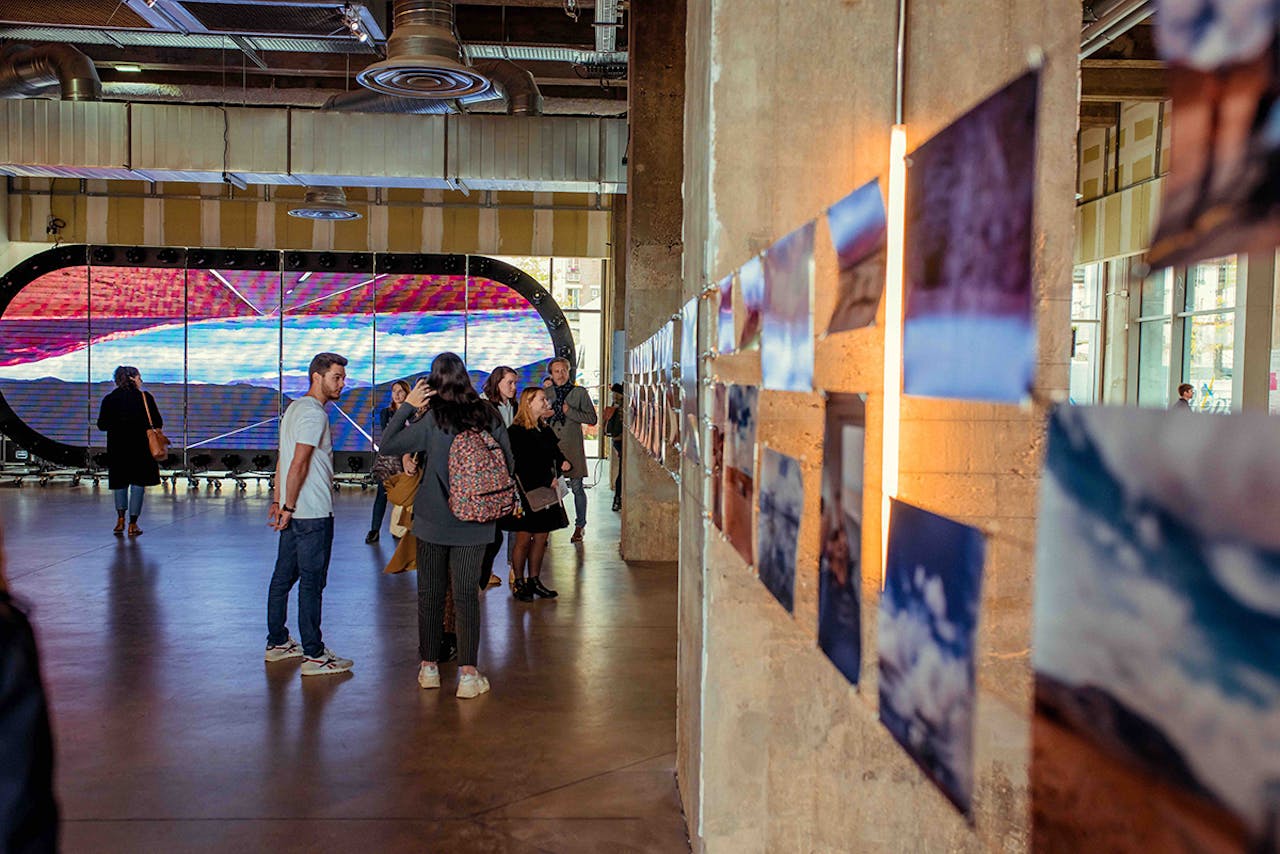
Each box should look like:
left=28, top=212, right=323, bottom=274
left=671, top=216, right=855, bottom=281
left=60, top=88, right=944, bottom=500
left=881, top=124, right=907, bottom=584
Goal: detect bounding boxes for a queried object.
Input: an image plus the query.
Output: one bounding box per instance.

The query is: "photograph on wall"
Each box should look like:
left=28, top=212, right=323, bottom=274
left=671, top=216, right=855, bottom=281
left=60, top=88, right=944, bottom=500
left=762, top=221, right=816, bottom=393
left=903, top=70, right=1039, bottom=404
left=756, top=447, right=803, bottom=614
left=826, top=179, right=887, bottom=334
left=818, top=392, right=866, bottom=686
left=1032, top=406, right=1280, bottom=853
left=1147, top=0, right=1280, bottom=269
left=680, top=297, right=701, bottom=464
left=737, top=256, right=765, bottom=352
left=879, top=498, right=985, bottom=818
left=718, top=273, right=736, bottom=355
left=723, top=384, right=760, bottom=565
left=710, top=383, right=727, bottom=532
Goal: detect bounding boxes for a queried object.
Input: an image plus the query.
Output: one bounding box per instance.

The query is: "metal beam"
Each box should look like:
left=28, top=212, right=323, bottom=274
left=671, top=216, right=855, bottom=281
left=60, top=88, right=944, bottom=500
left=1079, top=101, right=1119, bottom=129
left=1080, top=62, right=1168, bottom=102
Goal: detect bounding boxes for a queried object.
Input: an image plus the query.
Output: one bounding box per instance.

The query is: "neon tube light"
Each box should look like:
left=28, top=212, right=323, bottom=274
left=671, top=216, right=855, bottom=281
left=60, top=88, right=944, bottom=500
left=881, top=124, right=907, bottom=586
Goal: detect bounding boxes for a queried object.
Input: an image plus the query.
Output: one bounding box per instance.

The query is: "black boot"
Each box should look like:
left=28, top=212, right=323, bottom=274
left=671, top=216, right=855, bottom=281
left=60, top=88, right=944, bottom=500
left=529, top=577, right=558, bottom=599
left=512, top=579, right=535, bottom=602
left=365, top=529, right=379, bottom=544
left=611, top=494, right=621, bottom=512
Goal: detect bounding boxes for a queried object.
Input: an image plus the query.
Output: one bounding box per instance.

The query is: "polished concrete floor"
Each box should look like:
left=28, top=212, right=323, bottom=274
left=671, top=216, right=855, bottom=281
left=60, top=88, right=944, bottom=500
left=2, top=480, right=687, bottom=853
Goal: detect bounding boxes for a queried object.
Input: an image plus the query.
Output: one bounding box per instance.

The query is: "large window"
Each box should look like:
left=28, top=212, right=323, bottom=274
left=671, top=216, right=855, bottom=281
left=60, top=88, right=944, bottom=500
left=495, top=256, right=609, bottom=460
left=0, top=249, right=571, bottom=465
left=1132, top=256, right=1237, bottom=411
left=1180, top=256, right=1236, bottom=412
left=1070, top=264, right=1103, bottom=404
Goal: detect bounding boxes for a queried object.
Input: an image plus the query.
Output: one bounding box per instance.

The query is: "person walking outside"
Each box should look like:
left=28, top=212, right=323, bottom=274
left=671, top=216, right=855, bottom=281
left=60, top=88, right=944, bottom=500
left=506, top=386, right=570, bottom=601
left=480, top=366, right=518, bottom=588
left=97, top=366, right=163, bottom=538
left=379, top=352, right=515, bottom=699
left=546, top=357, right=597, bottom=542
left=367, top=379, right=412, bottom=544
left=1171, top=383, right=1195, bottom=412
left=264, top=352, right=354, bottom=677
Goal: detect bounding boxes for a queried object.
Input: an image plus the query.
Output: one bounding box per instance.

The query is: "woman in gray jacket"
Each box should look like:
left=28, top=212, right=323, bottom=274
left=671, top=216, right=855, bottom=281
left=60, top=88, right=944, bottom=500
left=379, top=352, right=513, bottom=699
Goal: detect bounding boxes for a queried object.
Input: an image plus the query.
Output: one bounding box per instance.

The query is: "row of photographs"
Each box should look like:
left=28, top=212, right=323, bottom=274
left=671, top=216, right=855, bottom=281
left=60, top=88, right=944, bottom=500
left=705, top=384, right=1280, bottom=852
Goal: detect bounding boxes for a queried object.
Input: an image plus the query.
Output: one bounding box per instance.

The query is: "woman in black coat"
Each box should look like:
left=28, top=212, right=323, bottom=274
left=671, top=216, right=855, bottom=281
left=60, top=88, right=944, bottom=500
left=96, top=366, right=163, bottom=537
left=504, top=386, right=571, bottom=602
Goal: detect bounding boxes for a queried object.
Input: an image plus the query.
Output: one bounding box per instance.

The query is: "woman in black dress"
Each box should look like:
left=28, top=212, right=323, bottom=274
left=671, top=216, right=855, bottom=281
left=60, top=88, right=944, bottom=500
left=505, top=386, right=570, bottom=601
left=96, top=366, right=163, bottom=537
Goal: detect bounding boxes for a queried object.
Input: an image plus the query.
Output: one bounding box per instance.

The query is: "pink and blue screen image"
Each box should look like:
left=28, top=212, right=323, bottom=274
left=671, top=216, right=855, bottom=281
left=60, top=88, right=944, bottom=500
left=0, top=264, right=556, bottom=455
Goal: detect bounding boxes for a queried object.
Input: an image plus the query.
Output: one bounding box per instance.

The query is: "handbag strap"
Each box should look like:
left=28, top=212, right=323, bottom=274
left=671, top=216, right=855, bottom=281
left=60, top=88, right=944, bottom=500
left=141, top=391, right=157, bottom=429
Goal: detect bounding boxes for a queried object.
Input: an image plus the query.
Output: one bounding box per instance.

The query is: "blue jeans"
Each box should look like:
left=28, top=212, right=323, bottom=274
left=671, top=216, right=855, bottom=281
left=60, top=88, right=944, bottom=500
left=369, top=482, right=388, bottom=532
left=266, top=516, right=334, bottom=659
left=568, top=477, right=587, bottom=528
left=113, top=485, right=144, bottom=518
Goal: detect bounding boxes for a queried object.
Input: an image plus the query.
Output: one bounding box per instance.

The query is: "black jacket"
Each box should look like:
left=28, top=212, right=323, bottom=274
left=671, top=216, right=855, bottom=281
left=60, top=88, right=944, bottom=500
left=97, top=387, right=163, bottom=489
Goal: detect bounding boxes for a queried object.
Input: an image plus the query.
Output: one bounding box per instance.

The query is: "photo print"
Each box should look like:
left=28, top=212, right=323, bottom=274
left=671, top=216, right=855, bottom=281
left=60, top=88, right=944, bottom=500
left=879, top=499, right=985, bottom=817
left=826, top=179, right=887, bottom=334
left=1148, top=0, right=1280, bottom=269
left=723, top=384, right=760, bottom=564
left=680, top=296, right=701, bottom=464
left=718, top=272, right=736, bottom=355
left=710, top=383, right=727, bottom=532
left=757, top=448, right=804, bottom=614
left=1032, top=406, right=1280, bottom=853
left=903, top=70, right=1039, bottom=404
left=762, top=221, right=816, bottom=393
left=818, top=392, right=867, bottom=686
left=737, top=256, right=765, bottom=352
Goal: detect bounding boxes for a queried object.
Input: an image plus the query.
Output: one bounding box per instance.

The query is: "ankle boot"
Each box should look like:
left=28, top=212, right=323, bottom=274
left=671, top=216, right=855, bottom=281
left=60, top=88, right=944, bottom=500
left=512, top=578, right=535, bottom=602
left=530, top=577, right=558, bottom=599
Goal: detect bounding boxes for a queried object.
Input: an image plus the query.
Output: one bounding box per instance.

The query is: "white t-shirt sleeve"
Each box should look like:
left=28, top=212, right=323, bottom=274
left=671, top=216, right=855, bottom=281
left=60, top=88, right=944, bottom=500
left=292, top=405, right=327, bottom=449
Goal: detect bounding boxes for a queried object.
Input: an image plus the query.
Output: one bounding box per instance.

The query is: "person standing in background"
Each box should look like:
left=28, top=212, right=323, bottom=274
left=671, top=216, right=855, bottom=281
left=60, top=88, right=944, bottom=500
left=97, top=366, right=163, bottom=538
left=264, top=352, right=354, bottom=678
left=367, top=380, right=412, bottom=544
left=546, top=357, right=597, bottom=543
left=603, top=383, right=624, bottom=512
left=481, top=367, right=518, bottom=588
left=1171, top=383, right=1194, bottom=412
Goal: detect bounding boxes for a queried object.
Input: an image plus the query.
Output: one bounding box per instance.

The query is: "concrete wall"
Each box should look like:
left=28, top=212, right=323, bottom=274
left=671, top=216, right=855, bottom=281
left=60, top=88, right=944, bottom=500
left=675, top=0, right=1078, bottom=849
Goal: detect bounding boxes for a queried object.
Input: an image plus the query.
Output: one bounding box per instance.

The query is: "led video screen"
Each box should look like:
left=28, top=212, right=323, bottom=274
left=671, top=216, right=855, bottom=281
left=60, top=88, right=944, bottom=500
left=0, top=257, right=560, bottom=460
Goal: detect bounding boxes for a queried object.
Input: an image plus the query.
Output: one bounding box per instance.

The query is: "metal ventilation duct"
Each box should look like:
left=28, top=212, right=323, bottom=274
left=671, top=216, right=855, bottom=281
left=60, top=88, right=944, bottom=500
left=472, top=59, right=542, bottom=117
left=0, top=43, right=101, bottom=101
left=323, top=88, right=461, bottom=115
left=288, top=186, right=362, bottom=221
left=356, top=0, right=488, bottom=99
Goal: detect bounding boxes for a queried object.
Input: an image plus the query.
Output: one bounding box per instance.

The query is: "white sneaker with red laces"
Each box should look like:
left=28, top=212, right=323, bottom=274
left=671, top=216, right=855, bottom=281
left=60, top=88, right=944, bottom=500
left=301, top=648, right=354, bottom=676
left=264, top=637, right=303, bottom=662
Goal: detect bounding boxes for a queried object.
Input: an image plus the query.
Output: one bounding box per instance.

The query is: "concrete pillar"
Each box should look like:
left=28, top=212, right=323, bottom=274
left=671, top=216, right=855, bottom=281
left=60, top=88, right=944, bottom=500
left=1238, top=250, right=1276, bottom=411
left=620, top=0, right=684, bottom=561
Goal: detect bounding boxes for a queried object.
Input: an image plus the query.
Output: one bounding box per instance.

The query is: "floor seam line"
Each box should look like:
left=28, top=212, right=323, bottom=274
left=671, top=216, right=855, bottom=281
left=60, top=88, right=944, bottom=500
left=465, top=749, right=675, bottom=819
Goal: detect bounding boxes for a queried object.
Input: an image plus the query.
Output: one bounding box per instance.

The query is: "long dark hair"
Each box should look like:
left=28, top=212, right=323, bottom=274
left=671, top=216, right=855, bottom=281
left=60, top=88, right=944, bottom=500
left=482, top=366, right=517, bottom=403
left=427, top=352, right=491, bottom=434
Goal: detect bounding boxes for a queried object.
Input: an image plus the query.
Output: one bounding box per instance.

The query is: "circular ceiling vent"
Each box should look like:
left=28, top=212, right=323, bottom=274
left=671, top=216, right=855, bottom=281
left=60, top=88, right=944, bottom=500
left=355, top=3, right=489, bottom=99
left=288, top=187, right=363, bottom=221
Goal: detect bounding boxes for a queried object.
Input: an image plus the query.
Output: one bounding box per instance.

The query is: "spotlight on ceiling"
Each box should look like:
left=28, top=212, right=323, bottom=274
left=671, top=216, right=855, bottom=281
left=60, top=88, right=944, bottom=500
left=288, top=186, right=362, bottom=221
left=116, top=64, right=143, bottom=73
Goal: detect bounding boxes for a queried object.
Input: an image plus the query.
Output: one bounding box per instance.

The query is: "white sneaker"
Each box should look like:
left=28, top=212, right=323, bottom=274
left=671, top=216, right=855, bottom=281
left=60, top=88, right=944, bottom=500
left=301, top=648, right=354, bottom=677
left=456, top=671, right=490, bottom=699
left=264, top=637, right=303, bottom=662
left=418, top=662, right=440, bottom=689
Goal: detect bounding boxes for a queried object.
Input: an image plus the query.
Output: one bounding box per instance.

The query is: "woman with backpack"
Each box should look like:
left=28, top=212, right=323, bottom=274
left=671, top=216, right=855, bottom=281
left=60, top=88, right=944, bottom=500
left=505, top=386, right=571, bottom=601
left=379, top=352, right=515, bottom=699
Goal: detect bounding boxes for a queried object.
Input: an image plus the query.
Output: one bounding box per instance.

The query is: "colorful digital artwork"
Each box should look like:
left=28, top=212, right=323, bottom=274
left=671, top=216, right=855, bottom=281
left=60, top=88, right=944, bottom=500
left=723, top=384, right=760, bottom=564
left=757, top=447, right=803, bottom=613
left=818, top=392, right=866, bottom=686
left=761, top=222, right=815, bottom=393
left=737, top=256, right=765, bottom=352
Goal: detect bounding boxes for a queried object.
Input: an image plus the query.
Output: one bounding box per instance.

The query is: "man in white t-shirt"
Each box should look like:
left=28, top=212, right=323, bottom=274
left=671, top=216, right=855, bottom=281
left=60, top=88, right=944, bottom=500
left=264, top=352, right=354, bottom=676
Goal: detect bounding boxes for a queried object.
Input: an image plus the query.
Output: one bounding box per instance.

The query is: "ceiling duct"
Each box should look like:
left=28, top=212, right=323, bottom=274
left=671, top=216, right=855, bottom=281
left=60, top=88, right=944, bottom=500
left=472, top=59, right=542, bottom=117
left=323, top=88, right=461, bottom=115
left=0, top=43, right=101, bottom=101
left=288, top=186, right=363, bottom=221
left=355, top=0, right=488, bottom=99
